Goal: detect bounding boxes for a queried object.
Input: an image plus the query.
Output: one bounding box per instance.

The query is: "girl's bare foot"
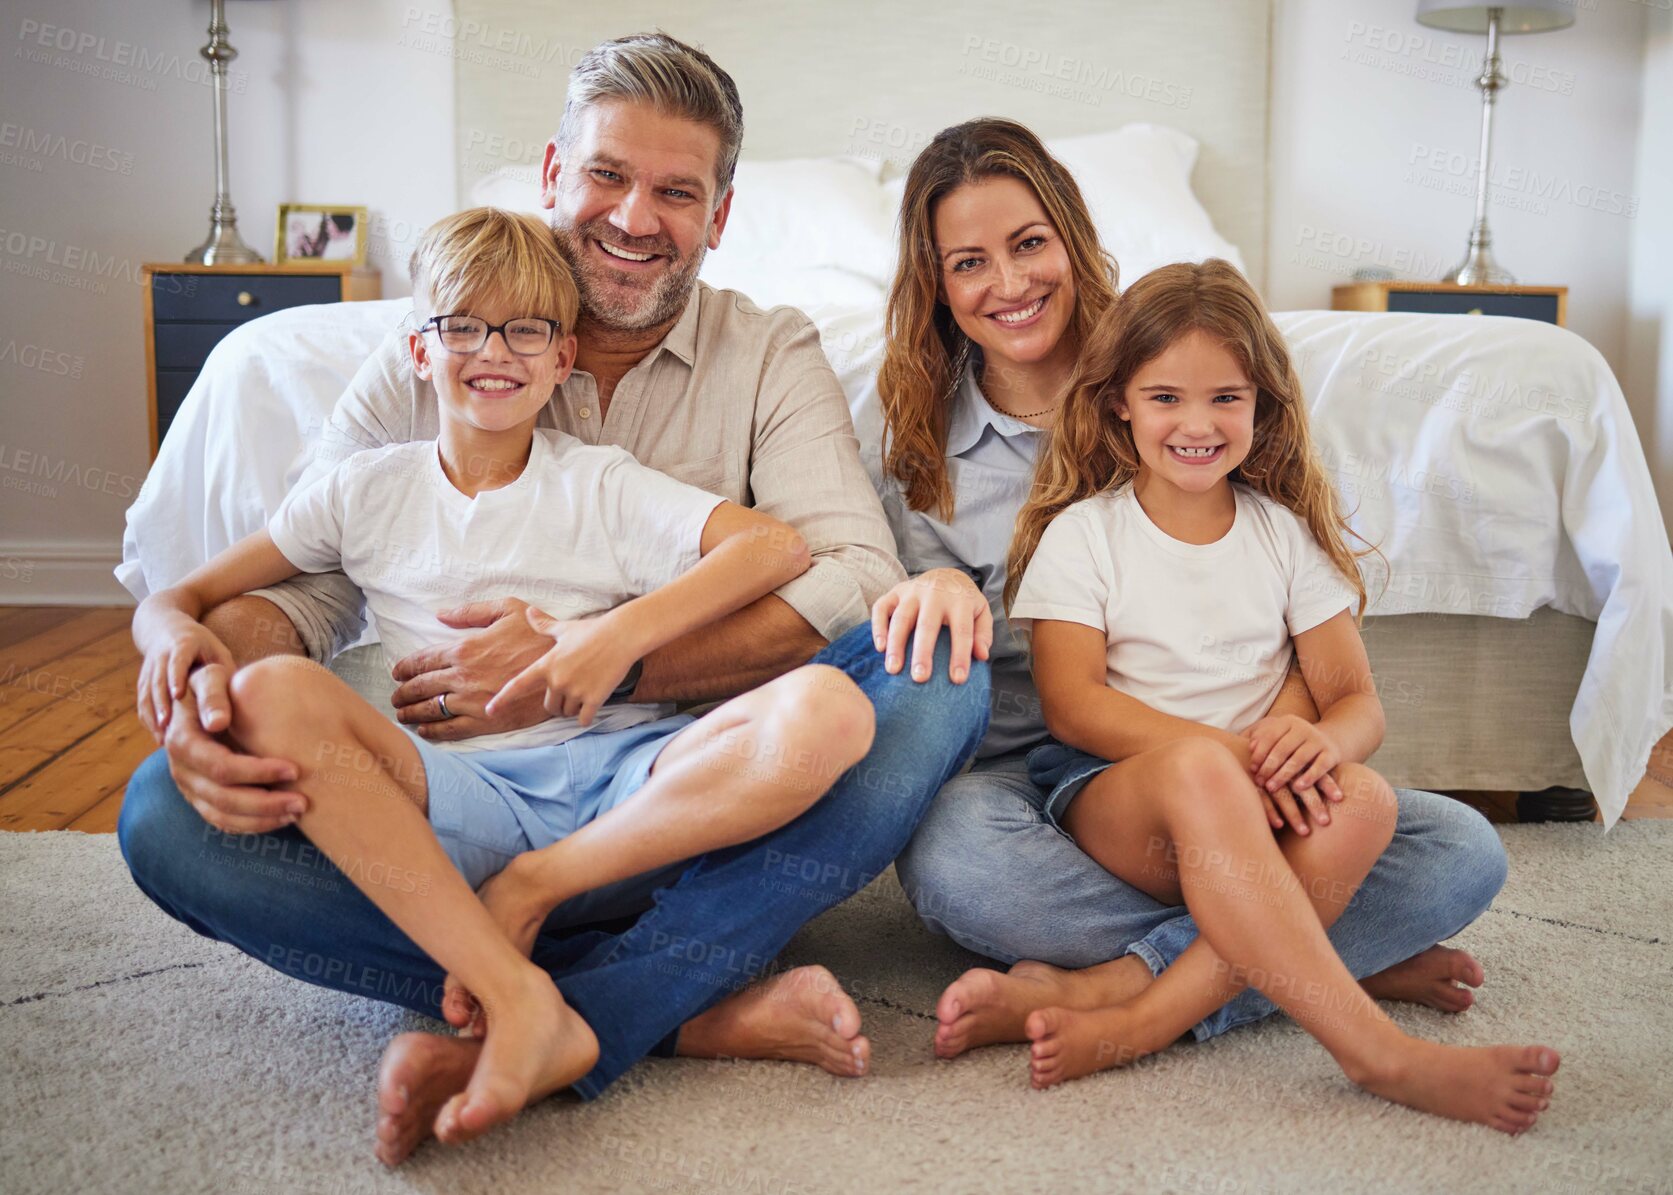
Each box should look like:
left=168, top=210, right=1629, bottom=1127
left=1024, top=1002, right=1181, bottom=1089
left=678, top=965, right=871, bottom=1077
left=934, top=956, right=1153, bottom=1059
left=1362, top=945, right=1484, bottom=1013
left=433, top=971, right=600, bottom=1146
left=1353, top=1042, right=1559, bottom=1135
left=376, top=1033, right=482, bottom=1167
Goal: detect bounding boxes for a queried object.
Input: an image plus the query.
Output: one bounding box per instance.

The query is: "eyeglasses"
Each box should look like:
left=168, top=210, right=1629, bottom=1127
left=418, top=313, right=562, bottom=356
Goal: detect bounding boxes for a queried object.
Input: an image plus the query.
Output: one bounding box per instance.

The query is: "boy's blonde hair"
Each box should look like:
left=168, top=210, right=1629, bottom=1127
left=408, top=207, right=579, bottom=333
left=1005, top=259, right=1379, bottom=619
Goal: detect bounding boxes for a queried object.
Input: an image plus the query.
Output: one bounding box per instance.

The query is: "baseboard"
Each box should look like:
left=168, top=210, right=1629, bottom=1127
left=0, top=542, right=131, bottom=606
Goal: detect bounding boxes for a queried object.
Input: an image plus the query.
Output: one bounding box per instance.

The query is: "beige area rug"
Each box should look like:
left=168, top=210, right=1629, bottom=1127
left=1, top=825, right=1669, bottom=1195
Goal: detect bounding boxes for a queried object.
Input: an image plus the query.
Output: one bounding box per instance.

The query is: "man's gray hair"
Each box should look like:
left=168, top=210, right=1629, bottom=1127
left=557, top=32, right=744, bottom=200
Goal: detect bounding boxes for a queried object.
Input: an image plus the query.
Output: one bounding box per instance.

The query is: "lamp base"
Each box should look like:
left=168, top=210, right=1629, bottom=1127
left=1441, top=234, right=1514, bottom=287
left=186, top=206, right=263, bottom=265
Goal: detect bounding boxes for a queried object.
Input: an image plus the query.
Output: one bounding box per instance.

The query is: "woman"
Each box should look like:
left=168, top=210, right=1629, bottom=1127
left=857, top=118, right=1507, bottom=1061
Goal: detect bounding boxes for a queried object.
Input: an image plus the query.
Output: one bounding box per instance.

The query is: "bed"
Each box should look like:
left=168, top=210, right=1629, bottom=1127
left=117, top=0, right=1672, bottom=825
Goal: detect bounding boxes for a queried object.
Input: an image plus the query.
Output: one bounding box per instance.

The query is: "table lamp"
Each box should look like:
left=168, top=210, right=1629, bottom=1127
left=1414, top=1, right=1575, bottom=285
left=185, top=0, right=266, bottom=264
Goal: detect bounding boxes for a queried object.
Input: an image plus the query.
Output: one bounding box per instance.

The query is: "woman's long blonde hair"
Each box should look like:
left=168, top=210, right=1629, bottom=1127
left=877, top=118, right=1119, bottom=521
left=1004, top=259, right=1375, bottom=617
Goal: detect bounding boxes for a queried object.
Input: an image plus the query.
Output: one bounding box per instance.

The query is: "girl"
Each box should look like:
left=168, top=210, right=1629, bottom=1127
left=1003, top=259, right=1558, bottom=1133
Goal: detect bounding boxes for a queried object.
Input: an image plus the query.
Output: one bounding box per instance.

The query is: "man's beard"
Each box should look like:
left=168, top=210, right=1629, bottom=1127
left=555, top=216, right=708, bottom=332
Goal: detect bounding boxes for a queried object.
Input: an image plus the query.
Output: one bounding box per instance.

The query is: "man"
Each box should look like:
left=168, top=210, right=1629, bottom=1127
left=117, top=32, right=990, bottom=1165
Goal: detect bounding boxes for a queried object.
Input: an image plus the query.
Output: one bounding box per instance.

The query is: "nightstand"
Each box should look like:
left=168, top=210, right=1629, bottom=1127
left=1331, top=281, right=1566, bottom=327
left=141, top=261, right=382, bottom=458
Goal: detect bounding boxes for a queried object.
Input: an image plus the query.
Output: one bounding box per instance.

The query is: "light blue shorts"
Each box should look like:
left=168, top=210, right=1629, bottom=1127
left=1025, top=741, right=1115, bottom=825
left=408, top=713, right=697, bottom=892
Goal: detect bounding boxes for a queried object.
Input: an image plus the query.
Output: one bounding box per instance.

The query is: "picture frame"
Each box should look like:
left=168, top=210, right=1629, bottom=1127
left=274, top=203, right=369, bottom=267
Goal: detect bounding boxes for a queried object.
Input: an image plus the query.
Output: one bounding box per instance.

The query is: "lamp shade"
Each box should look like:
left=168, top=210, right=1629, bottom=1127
left=1415, top=1, right=1575, bottom=34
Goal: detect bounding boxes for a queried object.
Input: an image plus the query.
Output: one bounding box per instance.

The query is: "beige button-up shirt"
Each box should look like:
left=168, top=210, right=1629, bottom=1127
left=255, top=284, right=904, bottom=660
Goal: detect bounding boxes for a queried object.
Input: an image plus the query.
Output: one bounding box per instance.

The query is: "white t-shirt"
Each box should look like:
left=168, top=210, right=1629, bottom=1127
left=269, top=429, right=726, bottom=753
left=1010, top=484, right=1357, bottom=734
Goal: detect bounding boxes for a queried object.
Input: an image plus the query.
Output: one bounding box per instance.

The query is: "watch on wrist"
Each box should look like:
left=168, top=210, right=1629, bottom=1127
left=612, top=659, right=644, bottom=699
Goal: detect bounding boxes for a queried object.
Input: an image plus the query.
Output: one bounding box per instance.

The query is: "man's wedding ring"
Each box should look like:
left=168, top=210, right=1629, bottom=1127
left=437, top=693, right=453, bottom=720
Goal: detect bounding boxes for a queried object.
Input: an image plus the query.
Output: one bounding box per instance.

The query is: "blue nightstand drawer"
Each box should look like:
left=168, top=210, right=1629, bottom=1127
left=1385, top=290, right=1561, bottom=324
left=151, top=271, right=342, bottom=322
left=154, top=322, right=243, bottom=370
left=144, top=264, right=379, bottom=457
left=155, top=368, right=197, bottom=444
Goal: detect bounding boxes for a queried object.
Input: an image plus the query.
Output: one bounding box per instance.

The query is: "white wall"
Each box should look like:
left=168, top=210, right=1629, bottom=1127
left=1, top=0, right=1664, bottom=602
left=1269, top=0, right=1648, bottom=372
left=1624, top=9, right=1672, bottom=531
left=0, top=0, right=454, bottom=602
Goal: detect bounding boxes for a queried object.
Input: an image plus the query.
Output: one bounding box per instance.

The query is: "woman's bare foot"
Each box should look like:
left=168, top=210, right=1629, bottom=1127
left=432, top=971, right=600, bottom=1147
left=1024, top=1002, right=1181, bottom=1089
left=1362, top=945, right=1485, bottom=1013
left=678, top=965, right=871, bottom=1077
left=376, top=1033, right=482, bottom=1167
left=1354, top=1041, right=1559, bottom=1135
left=934, top=956, right=1154, bottom=1059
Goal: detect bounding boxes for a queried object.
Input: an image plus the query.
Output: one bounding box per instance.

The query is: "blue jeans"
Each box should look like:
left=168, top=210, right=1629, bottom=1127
left=117, top=622, right=990, bottom=1098
left=894, top=749, right=1508, bottom=1041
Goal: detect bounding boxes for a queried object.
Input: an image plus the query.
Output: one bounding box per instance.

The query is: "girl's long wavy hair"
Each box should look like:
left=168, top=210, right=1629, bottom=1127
left=877, top=118, right=1119, bottom=521
left=1004, top=259, right=1376, bottom=618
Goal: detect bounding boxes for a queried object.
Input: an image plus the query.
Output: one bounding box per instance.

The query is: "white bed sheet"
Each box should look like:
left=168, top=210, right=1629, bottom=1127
left=122, top=298, right=1671, bottom=826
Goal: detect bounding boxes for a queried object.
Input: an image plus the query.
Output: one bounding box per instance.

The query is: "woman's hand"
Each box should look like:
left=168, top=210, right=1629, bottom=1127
left=870, top=568, right=992, bottom=684
left=135, top=622, right=235, bottom=743
left=1243, top=714, right=1345, bottom=833
left=485, top=605, right=641, bottom=726
left=441, top=859, right=550, bottom=1036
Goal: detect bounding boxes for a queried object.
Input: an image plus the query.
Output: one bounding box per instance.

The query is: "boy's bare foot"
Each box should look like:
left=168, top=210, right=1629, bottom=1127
left=1362, top=945, right=1484, bottom=1013
left=934, top=956, right=1154, bottom=1059
left=678, top=964, right=871, bottom=1077
left=433, top=971, right=600, bottom=1147
left=1354, top=1041, right=1559, bottom=1135
left=376, top=1033, right=481, bottom=1167
left=1024, top=1002, right=1181, bottom=1089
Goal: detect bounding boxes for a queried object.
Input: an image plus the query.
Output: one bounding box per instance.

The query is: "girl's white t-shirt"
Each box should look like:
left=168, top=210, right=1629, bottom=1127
left=1010, top=484, right=1358, bottom=734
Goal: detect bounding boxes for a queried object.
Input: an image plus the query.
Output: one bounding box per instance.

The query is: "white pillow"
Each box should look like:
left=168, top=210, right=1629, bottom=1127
left=1049, top=124, right=1245, bottom=282
left=880, top=123, right=1245, bottom=286
left=700, top=155, right=892, bottom=291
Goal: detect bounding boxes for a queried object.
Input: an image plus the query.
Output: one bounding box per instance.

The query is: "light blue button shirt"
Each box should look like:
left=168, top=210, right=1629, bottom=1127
left=865, top=362, right=1048, bottom=759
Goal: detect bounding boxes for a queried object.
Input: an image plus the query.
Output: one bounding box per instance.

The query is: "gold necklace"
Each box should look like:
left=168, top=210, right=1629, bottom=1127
left=978, top=380, right=1057, bottom=421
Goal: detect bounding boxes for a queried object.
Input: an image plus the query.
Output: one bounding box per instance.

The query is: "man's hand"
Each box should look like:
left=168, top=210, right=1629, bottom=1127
left=389, top=598, right=552, bottom=742
left=161, top=664, right=305, bottom=834
left=441, top=859, right=550, bottom=1037
left=487, top=606, right=641, bottom=727
left=870, top=567, right=992, bottom=684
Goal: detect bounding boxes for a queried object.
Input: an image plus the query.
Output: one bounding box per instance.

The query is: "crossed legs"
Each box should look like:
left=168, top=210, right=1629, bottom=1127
left=223, top=655, right=875, bottom=1155
left=1017, top=739, right=1558, bottom=1134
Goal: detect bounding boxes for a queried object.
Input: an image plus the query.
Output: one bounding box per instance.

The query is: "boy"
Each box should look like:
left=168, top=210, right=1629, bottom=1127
left=131, top=208, right=875, bottom=1148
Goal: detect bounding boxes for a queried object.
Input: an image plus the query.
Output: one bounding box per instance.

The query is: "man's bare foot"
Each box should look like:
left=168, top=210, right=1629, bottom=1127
left=934, top=956, right=1154, bottom=1059
left=432, top=971, right=600, bottom=1147
left=1354, top=1041, right=1559, bottom=1135
left=376, top=1033, right=482, bottom=1167
left=1362, top=945, right=1485, bottom=1013
left=1024, top=1002, right=1180, bottom=1089
left=678, top=964, right=870, bottom=1077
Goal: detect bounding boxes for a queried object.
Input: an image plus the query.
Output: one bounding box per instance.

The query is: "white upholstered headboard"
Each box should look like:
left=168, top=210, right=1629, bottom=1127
left=452, top=0, right=1274, bottom=289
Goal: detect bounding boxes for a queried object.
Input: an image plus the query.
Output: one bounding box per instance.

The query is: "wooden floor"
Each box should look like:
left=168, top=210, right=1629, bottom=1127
left=0, top=606, right=153, bottom=832
left=0, top=605, right=1668, bottom=833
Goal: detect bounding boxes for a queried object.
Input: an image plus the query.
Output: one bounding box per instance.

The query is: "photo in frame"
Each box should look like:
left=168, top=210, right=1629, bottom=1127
left=275, top=204, right=369, bottom=266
